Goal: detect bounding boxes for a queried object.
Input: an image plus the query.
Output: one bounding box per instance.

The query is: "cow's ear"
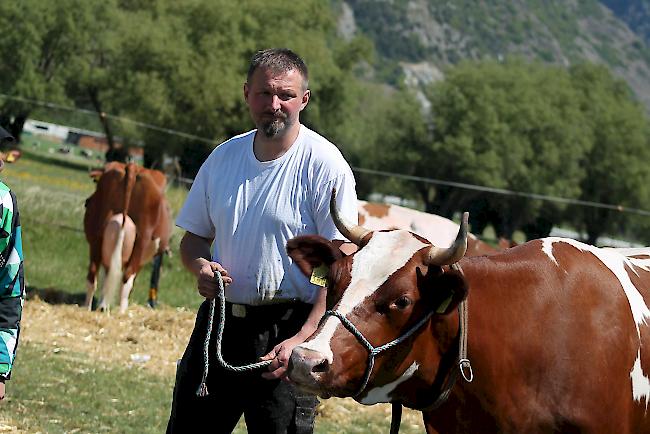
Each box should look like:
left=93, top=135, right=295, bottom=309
left=419, top=266, right=468, bottom=315
left=287, top=235, right=343, bottom=278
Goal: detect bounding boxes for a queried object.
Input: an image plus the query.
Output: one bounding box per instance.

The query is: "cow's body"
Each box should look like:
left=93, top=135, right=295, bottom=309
left=288, top=194, right=650, bottom=433
left=84, top=162, right=172, bottom=312
left=419, top=239, right=650, bottom=433
left=358, top=200, right=500, bottom=256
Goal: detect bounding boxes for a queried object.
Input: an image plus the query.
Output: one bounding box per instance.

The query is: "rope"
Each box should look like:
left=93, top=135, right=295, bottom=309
left=455, top=264, right=473, bottom=383
left=422, top=263, right=473, bottom=412
left=196, top=272, right=273, bottom=397
left=322, top=309, right=436, bottom=397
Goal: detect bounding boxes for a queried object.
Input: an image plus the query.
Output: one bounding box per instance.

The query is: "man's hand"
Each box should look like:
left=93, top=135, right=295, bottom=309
left=0, top=381, right=5, bottom=401
left=179, top=232, right=232, bottom=299
left=260, top=335, right=305, bottom=380
left=196, top=260, right=232, bottom=299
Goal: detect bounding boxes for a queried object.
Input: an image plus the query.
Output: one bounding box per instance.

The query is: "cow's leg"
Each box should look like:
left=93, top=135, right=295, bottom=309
left=85, top=261, right=99, bottom=310
left=100, top=214, right=136, bottom=312
left=148, top=253, right=163, bottom=308
left=119, top=273, right=136, bottom=314
left=85, top=240, right=102, bottom=310
left=121, top=228, right=154, bottom=312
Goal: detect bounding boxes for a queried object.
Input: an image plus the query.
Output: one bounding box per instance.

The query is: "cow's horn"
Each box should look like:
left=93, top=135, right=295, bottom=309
left=330, top=188, right=371, bottom=246
left=425, top=212, right=469, bottom=266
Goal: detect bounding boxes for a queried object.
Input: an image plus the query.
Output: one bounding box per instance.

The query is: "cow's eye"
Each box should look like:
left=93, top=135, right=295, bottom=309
left=393, top=296, right=412, bottom=310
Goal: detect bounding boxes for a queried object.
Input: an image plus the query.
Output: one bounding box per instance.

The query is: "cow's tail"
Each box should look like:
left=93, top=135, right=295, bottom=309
left=122, top=163, right=136, bottom=227
left=100, top=164, right=137, bottom=311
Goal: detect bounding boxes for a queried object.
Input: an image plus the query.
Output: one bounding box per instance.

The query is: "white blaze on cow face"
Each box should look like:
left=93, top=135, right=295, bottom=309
left=542, top=238, right=650, bottom=407
left=299, top=231, right=428, bottom=363
left=359, top=362, right=420, bottom=405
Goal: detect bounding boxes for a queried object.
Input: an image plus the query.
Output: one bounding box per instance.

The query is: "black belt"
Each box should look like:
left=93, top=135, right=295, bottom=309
left=225, top=301, right=305, bottom=320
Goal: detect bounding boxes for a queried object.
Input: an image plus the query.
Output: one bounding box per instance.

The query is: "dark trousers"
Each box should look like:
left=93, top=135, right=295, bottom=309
left=167, top=300, right=319, bottom=434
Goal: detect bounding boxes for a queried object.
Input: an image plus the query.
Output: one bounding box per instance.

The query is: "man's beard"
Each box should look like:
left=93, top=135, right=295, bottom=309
left=261, top=113, right=291, bottom=138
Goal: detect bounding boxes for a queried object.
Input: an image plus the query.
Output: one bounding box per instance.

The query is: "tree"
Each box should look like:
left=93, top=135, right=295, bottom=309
left=332, top=80, right=430, bottom=201
left=0, top=0, right=90, bottom=141
left=64, top=0, right=192, bottom=162
left=568, top=63, right=650, bottom=244
left=422, top=60, right=591, bottom=238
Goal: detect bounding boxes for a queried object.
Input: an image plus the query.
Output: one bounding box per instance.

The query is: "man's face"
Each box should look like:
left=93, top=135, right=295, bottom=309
left=244, top=67, right=310, bottom=138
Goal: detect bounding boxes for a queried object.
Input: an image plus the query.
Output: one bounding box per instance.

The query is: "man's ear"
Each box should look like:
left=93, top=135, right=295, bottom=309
left=300, top=89, right=310, bottom=111
left=287, top=235, right=343, bottom=278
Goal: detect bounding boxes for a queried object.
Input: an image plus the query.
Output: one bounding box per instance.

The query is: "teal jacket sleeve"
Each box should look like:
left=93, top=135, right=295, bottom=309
left=0, top=183, right=24, bottom=381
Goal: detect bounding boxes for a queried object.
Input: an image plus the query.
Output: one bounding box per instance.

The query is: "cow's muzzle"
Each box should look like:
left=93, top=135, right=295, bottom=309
left=288, top=347, right=331, bottom=395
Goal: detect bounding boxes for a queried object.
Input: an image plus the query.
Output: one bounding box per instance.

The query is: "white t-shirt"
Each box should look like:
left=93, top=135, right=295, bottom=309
left=176, top=125, right=358, bottom=305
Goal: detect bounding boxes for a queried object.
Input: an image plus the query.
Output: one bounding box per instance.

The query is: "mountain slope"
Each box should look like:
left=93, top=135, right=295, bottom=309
left=602, top=0, right=650, bottom=44
left=337, top=0, right=650, bottom=110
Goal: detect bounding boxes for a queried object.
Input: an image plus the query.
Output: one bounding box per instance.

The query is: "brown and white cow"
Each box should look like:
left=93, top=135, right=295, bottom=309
left=288, top=191, right=650, bottom=433
left=358, top=200, right=501, bottom=256
left=84, top=162, right=172, bottom=312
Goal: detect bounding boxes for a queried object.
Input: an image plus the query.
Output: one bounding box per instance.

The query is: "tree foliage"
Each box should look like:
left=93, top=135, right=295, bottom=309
left=0, top=0, right=371, bottom=171
left=568, top=63, right=650, bottom=244
left=421, top=60, right=591, bottom=236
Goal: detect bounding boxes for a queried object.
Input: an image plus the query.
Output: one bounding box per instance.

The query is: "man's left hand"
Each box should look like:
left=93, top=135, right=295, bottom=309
left=260, top=335, right=304, bottom=380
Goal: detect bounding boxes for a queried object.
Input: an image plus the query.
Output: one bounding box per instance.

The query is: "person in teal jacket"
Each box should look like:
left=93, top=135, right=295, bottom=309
left=0, top=126, right=24, bottom=402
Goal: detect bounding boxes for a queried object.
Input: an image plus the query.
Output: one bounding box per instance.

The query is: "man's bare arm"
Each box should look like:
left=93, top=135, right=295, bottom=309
left=180, top=231, right=232, bottom=298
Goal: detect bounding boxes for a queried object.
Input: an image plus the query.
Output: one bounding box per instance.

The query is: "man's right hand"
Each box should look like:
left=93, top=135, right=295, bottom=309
left=196, top=260, right=232, bottom=299
left=179, top=232, right=232, bottom=299
left=0, top=381, right=5, bottom=401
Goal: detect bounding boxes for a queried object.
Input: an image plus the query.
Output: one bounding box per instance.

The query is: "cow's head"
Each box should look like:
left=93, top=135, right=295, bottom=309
left=287, top=190, right=469, bottom=407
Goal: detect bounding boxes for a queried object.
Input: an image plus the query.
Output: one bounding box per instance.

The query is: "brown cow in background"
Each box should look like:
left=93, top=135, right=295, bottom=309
left=84, top=162, right=172, bottom=312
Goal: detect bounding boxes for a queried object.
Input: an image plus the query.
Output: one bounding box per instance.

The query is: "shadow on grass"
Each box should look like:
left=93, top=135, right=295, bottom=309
left=26, top=285, right=90, bottom=307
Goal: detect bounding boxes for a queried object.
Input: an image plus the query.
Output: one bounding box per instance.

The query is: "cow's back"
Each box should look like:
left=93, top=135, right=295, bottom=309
left=357, top=200, right=499, bottom=255
left=428, top=238, right=650, bottom=433
left=127, top=167, right=171, bottom=260
left=85, top=163, right=171, bottom=258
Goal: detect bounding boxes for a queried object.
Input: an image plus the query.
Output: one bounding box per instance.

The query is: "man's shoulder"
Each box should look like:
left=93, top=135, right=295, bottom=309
left=207, top=130, right=255, bottom=161
left=203, top=130, right=255, bottom=166
left=300, top=126, right=349, bottom=168
left=301, top=125, right=336, bottom=149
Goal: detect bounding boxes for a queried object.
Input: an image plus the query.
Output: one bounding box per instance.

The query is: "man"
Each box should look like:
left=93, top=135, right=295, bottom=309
left=0, top=126, right=25, bottom=402
left=167, top=49, right=358, bottom=433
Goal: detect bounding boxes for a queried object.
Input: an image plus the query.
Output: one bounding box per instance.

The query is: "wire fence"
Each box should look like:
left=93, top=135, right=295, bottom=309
left=3, top=93, right=650, bottom=222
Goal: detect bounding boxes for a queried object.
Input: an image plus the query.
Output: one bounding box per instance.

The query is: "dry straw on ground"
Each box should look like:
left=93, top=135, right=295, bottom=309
left=22, top=297, right=193, bottom=377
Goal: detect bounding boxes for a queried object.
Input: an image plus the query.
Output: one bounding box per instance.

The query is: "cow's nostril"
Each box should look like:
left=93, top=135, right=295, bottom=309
left=312, top=358, right=329, bottom=373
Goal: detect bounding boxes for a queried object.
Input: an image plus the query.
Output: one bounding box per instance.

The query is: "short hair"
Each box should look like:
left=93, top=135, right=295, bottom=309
left=247, top=48, right=309, bottom=90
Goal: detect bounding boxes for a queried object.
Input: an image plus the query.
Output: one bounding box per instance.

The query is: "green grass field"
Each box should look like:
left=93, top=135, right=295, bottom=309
left=0, top=145, right=425, bottom=433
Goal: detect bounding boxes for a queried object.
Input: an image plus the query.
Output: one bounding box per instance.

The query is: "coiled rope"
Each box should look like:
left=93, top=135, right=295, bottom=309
left=196, top=272, right=273, bottom=397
